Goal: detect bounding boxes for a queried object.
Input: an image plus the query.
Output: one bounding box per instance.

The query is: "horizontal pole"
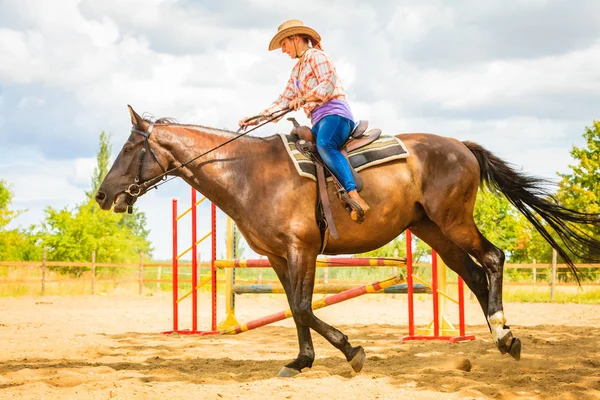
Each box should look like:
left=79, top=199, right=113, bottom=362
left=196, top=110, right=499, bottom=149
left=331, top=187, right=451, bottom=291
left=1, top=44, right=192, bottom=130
left=222, top=275, right=403, bottom=335
left=214, top=257, right=406, bottom=269
left=233, top=282, right=431, bottom=294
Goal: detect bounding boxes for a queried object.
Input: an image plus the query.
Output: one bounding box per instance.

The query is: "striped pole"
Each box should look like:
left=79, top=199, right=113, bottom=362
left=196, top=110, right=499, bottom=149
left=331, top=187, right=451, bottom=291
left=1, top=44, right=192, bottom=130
left=222, top=275, right=403, bottom=335
left=231, top=282, right=429, bottom=295
left=214, top=257, right=406, bottom=269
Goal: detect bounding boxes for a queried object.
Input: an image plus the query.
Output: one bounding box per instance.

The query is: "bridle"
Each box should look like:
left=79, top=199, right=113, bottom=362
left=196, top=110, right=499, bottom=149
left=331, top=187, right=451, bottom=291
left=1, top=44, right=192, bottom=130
left=124, top=122, right=167, bottom=199
left=121, top=107, right=292, bottom=211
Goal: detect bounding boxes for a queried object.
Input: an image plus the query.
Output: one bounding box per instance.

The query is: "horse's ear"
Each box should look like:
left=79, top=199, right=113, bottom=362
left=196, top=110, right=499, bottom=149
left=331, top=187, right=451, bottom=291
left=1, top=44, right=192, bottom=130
left=127, top=105, right=145, bottom=128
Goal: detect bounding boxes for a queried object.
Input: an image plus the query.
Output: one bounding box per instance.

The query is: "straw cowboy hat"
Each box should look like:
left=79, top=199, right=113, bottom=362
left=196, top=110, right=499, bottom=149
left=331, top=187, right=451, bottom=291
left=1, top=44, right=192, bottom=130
left=268, top=19, right=321, bottom=51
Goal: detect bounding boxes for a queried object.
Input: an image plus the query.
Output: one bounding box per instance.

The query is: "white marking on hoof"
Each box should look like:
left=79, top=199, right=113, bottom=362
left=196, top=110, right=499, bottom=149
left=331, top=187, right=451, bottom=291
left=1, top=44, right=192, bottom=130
left=277, top=367, right=301, bottom=378
left=488, top=311, right=508, bottom=345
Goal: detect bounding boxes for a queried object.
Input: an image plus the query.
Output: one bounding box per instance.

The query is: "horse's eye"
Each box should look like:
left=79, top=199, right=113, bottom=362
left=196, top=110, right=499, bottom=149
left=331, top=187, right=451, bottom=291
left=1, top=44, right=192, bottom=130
left=124, top=146, right=133, bottom=153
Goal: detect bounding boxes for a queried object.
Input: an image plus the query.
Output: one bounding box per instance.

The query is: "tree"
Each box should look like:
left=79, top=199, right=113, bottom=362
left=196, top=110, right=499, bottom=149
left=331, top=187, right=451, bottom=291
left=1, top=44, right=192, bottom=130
left=557, top=121, right=600, bottom=237
left=86, top=131, right=151, bottom=243
left=0, top=180, right=41, bottom=261
left=41, top=132, right=152, bottom=274
left=553, top=121, right=600, bottom=280
left=86, top=131, right=112, bottom=200
left=0, top=180, right=19, bottom=228
left=473, top=189, right=521, bottom=256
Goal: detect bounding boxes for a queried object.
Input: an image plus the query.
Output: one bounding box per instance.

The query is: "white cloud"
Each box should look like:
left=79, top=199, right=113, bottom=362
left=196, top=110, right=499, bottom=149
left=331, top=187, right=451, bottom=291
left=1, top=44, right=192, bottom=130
left=400, top=42, right=600, bottom=111
left=1, top=0, right=598, bottom=259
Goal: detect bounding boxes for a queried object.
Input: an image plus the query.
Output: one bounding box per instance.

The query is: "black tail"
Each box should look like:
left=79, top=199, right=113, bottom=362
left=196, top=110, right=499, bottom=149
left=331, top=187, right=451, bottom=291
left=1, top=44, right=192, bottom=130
left=464, top=141, right=600, bottom=283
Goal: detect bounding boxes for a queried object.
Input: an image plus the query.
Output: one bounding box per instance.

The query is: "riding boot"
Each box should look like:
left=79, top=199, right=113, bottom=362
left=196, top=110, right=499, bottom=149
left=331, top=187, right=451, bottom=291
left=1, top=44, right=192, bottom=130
left=347, top=190, right=370, bottom=221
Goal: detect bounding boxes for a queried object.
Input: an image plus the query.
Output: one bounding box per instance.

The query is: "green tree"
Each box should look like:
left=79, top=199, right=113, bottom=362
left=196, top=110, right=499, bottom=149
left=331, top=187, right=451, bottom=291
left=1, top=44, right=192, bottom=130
left=556, top=121, right=600, bottom=237
left=0, top=180, right=20, bottom=228
left=553, top=121, right=600, bottom=280
left=0, top=180, right=42, bottom=261
left=86, top=131, right=112, bottom=200
left=86, top=131, right=150, bottom=243
left=41, top=132, right=152, bottom=275
left=473, top=190, right=520, bottom=255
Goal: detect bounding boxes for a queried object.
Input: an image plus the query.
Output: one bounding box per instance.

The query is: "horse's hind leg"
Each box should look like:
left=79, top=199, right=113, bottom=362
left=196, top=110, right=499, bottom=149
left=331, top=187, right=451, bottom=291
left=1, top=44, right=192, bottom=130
left=410, top=217, right=490, bottom=319
left=416, top=213, right=522, bottom=360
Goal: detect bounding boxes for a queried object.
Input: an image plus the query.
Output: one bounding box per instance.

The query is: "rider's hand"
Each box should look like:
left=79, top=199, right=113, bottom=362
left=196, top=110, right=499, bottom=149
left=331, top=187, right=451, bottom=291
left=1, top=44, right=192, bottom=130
left=289, top=96, right=307, bottom=111
left=238, top=116, right=260, bottom=130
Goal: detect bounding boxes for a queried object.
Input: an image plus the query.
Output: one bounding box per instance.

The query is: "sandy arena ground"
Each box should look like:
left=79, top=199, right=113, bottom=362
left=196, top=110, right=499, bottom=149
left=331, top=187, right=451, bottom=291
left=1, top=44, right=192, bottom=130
left=1, top=292, right=599, bottom=400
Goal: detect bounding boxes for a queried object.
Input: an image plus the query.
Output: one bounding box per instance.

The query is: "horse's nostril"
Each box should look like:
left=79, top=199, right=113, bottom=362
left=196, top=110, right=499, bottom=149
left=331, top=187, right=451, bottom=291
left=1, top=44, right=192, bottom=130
left=96, top=192, right=106, bottom=201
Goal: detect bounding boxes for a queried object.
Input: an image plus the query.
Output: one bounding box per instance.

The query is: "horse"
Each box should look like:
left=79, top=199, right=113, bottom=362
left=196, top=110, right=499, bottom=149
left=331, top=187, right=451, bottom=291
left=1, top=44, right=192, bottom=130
left=96, top=105, right=600, bottom=377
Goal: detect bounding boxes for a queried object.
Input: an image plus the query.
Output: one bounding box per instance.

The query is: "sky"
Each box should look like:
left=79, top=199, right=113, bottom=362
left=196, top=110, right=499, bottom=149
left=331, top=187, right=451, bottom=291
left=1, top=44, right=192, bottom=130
left=1, top=0, right=599, bottom=260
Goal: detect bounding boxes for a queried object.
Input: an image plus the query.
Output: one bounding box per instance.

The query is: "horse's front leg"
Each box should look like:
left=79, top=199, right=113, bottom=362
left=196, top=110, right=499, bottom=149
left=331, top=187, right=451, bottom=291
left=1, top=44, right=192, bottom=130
left=268, top=255, right=315, bottom=377
left=285, top=247, right=365, bottom=375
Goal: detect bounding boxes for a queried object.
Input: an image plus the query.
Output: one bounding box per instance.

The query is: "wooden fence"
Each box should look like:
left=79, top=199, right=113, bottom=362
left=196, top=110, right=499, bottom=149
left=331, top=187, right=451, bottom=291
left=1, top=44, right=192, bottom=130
left=1, top=250, right=599, bottom=299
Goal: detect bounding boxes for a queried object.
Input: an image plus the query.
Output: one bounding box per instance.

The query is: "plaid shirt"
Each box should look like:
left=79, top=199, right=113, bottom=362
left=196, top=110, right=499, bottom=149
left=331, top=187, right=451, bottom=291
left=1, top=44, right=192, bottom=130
left=263, top=48, right=348, bottom=120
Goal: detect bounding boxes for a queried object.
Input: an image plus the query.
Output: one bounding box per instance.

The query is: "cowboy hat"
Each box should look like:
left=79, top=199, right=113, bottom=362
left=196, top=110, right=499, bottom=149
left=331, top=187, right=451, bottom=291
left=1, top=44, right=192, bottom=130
left=268, top=19, right=321, bottom=51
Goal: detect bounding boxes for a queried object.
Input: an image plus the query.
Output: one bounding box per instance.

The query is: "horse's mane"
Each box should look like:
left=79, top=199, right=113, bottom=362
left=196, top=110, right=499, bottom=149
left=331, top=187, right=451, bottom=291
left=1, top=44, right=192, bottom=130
left=142, top=113, right=240, bottom=136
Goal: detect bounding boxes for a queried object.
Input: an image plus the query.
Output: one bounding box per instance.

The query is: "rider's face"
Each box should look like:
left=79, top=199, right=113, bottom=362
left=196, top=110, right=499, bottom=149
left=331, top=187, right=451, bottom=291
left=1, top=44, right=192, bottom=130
left=280, top=37, right=297, bottom=59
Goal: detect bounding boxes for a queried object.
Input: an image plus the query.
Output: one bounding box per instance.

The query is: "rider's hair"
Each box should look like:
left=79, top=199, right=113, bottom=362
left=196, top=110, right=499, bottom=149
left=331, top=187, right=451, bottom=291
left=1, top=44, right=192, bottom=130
left=292, top=34, right=323, bottom=51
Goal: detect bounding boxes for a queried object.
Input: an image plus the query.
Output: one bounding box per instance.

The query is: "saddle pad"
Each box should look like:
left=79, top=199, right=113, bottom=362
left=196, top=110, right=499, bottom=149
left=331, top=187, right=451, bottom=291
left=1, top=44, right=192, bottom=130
left=279, top=133, right=410, bottom=182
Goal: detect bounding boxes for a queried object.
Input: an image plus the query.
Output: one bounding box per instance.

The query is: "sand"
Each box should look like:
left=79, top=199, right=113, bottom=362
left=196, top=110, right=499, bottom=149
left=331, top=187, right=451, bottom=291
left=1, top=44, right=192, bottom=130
left=1, top=292, right=599, bottom=399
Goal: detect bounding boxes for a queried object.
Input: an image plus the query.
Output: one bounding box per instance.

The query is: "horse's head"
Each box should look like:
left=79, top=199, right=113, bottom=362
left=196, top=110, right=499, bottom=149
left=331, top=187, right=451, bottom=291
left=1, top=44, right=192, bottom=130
left=95, top=105, right=168, bottom=213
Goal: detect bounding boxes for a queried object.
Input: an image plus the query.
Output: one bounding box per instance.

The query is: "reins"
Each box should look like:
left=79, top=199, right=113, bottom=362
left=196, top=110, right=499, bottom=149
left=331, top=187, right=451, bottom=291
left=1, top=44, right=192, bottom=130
left=126, top=107, right=292, bottom=197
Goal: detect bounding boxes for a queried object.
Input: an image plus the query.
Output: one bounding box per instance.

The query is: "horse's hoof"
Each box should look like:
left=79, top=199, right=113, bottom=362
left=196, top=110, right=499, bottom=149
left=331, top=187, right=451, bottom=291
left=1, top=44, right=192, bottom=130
left=277, top=366, right=301, bottom=378
left=508, top=337, right=521, bottom=361
left=349, top=346, right=366, bottom=373
left=497, top=330, right=521, bottom=361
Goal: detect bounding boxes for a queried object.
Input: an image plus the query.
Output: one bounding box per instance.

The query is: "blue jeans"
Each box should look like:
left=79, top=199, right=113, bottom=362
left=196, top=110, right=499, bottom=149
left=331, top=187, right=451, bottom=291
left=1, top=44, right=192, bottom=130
left=311, top=115, right=356, bottom=192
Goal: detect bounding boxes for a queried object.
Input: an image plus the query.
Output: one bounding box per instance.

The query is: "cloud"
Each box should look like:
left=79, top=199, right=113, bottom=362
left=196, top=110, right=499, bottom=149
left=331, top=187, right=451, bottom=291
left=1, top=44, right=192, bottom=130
left=1, top=0, right=597, bottom=259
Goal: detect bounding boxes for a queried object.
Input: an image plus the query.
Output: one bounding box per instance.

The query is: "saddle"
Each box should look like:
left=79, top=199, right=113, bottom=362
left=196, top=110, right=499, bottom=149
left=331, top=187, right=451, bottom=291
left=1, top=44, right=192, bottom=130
left=288, top=118, right=382, bottom=240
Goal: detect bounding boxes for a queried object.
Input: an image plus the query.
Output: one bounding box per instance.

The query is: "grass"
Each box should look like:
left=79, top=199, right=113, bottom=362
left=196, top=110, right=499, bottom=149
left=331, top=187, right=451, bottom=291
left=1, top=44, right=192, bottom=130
left=503, top=285, right=600, bottom=304
left=2, top=263, right=599, bottom=304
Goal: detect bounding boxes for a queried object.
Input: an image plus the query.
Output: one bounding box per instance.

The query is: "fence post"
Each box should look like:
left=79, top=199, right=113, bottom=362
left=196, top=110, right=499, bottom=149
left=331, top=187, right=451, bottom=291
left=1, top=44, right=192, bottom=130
left=551, top=249, right=557, bottom=301
left=139, top=252, right=144, bottom=296
left=532, top=258, right=536, bottom=283
left=91, top=251, right=96, bottom=295
left=41, top=248, right=47, bottom=296
left=156, top=266, right=162, bottom=291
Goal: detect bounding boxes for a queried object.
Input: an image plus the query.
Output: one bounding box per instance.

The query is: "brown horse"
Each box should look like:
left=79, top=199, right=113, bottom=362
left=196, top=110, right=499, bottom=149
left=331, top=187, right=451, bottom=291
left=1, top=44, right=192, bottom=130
left=96, top=106, right=600, bottom=377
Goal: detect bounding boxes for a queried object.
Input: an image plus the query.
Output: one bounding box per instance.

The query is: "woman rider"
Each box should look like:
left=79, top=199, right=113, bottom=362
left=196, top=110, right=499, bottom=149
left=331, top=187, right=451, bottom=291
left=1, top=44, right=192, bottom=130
left=239, top=19, right=369, bottom=220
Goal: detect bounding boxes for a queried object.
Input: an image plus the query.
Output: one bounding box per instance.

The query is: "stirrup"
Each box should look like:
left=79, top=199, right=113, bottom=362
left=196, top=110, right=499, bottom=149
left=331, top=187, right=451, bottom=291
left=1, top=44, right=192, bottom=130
left=338, top=190, right=365, bottom=224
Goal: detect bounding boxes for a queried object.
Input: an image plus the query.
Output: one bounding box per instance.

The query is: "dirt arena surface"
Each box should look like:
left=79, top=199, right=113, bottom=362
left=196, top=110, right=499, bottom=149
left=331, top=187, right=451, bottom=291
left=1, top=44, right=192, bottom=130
left=1, top=293, right=599, bottom=399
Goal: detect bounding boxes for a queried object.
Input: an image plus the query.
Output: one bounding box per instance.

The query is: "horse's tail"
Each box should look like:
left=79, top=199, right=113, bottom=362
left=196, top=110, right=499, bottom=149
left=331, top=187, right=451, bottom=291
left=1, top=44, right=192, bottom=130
left=463, top=141, right=600, bottom=283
